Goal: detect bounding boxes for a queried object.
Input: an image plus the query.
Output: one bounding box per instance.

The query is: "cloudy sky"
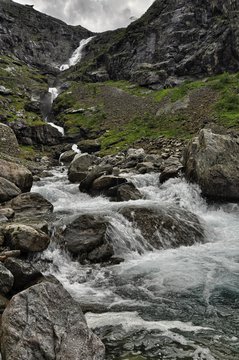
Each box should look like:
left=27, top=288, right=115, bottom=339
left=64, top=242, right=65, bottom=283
left=14, top=0, right=154, bottom=32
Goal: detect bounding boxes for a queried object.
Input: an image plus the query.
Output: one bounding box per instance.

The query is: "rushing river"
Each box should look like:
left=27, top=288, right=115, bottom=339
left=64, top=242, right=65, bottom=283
left=32, top=168, right=239, bottom=360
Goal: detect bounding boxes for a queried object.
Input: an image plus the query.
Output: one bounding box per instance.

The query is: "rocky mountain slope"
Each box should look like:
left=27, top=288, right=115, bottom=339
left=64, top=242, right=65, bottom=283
left=0, top=0, right=92, bottom=70
left=70, top=0, right=239, bottom=87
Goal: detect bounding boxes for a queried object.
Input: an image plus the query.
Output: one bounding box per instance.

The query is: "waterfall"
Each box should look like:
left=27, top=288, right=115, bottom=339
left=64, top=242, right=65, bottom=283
left=59, top=36, right=94, bottom=71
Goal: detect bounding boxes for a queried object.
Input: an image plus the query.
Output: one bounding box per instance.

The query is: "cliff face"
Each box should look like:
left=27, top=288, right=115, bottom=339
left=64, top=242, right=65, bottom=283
left=0, top=0, right=92, bottom=69
left=78, top=0, right=239, bottom=87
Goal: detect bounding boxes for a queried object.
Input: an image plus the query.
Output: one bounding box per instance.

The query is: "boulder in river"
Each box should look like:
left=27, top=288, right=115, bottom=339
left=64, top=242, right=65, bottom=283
left=68, top=153, right=100, bottom=183
left=183, top=129, right=239, bottom=201
left=0, top=159, right=33, bottom=192
left=64, top=214, right=114, bottom=263
left=0, top=281, right=105, bottom=360
left=160, top=156, right=183, bottom=184
left=0, top=177, right=21, bottom=203
left=106, top=183, right=143, bottom=201
left=120, top=205, right=204, bottom=249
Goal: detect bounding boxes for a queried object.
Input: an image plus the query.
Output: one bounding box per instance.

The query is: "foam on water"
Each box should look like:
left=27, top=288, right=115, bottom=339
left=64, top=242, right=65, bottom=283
left=33, top=169, right=239, bottom=356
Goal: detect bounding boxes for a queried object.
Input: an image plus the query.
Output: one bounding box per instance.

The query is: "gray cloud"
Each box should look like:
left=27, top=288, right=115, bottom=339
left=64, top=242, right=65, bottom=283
left=14, top=0, right=154, bottom=32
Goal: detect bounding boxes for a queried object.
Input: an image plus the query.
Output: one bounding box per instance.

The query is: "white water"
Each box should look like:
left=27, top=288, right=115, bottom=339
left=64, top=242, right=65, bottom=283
left=33, top=169, right=239, bottom=358
left=59, top=37, right=94, bottom=71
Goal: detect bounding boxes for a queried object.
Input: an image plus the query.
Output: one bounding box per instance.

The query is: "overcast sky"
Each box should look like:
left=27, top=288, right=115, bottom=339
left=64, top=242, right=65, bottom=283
left=14, top=0, right=154, bottom=32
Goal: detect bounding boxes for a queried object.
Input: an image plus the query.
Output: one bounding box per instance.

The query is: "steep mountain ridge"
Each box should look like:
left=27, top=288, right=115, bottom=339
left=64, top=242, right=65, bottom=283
left=0, top=0, right=92, bottom=70
left=73, top=0, right=239, bottom=87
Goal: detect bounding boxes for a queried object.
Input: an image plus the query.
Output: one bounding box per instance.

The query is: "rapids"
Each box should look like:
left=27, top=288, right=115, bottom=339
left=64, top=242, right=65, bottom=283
left=32, top=168, right=239, bottom=359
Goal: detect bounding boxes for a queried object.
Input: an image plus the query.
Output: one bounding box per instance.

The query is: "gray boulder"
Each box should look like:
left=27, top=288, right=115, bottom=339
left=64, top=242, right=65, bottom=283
left=68, top=153, right=100, bottom=183
left=64, top=214, right=114, bottom=263
left=3, top=192, right=53, bottom=219
left=92, top=175, right=127, bottom=193
left=1, top=224, right=50, bottom=253
left=0, top=177, right=21, bottom=203
left=106, top=183, right=143, bottom=202
left=0, top=159, right=33, bottom=192
left=0, top=263, right=14, bottom=295
left=183, top=129, right=239, bottom=201
left=59, top=150, right=76, bottom=164
left=160, top=157, right=183, bottom=183
left=120, top=205, right=204, bottom=249
left=1, top=281, right=105, bottom=360
left=77, top=139, right=101, bottom=153
left=0, top=123, right=20, bottom=156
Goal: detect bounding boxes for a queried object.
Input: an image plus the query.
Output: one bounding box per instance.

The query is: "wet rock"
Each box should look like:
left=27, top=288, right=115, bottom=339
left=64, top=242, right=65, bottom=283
left=0, top=263, right=14, bottom=295
left=79, top=164, right=113, bottom=193
left=106, top=183, right=143, bottom=202
left=0, top=178, right=21, bottom=203
left=59, top=149, right=76, bottom=164
left=3, top=192, right=53, bottom=219
left=77, top=139, right=101, bottom=153
left=120, top=205, right=204, bottom=249
left=183, top=129, right=239, bottom=201
left=68, top=153, right=100, bottom=183
left=0, top=159, right=33, bottom=192
left=0, top=123, right=20, bottom=156
left=1, top=224, right=50, bottom=253
left=4, top=258, right=43, bottom=291
left=64, top=214, right=113, bottom=263
left=92, top=176, right=127, bottom=194
left=1, top=281, right=105, bottom=360
left=160, top=157, right=184, bottom=183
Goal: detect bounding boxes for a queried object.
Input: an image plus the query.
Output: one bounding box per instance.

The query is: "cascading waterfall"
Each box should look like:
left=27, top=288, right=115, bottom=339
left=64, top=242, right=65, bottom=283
left=44, top=37, right=94, bottom=136
left=59, top=36, right=94, bottom=71
left=32, top=168, right=239, bottom=359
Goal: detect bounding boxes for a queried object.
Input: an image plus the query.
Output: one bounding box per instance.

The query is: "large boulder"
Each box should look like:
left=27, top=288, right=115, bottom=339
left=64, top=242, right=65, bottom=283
left=2, top=192, right=53, bottom=219
left=0, top=263, right=14, bottom=295
left=68, top=153, right=100, bottom=183
left=183, top=129, right=239, bottom=201
left=0, top=159, right=33, bottom=192
left=120, top=205, right=204, bottom=249
left=0, top=177, right=21, bottom=203
left=91, top=175, right=127, bottom=194
left=0, top=281, right=105, bottom=360
left=77, top=139, right=101, bottom=154
left=0, top=123, right=20, bottom=156
left=64, top=214, right=114, bottom=263
left=1, top=224, right=50, bottom=253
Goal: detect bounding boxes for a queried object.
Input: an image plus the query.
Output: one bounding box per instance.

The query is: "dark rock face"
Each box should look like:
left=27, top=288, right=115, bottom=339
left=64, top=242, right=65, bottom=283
left=183, top=129, right=239, bottom=201
left=1, top=281, right=105, bottom=360
left=120, top=205, right=204, bottom=249
left=0, top=0, right=92, bottom=69
left=0, top=262, right=14, bottom=295
left=83, top=0, right=239, bottom=86
left=14, top=124, right=63, bottom=146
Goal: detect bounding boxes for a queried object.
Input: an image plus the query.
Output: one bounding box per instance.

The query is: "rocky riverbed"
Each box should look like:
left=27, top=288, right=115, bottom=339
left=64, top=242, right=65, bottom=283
left=0, top=125, right=239, bottom=359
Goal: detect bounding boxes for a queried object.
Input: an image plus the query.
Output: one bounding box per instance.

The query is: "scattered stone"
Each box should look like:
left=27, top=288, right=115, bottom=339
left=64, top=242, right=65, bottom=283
left=0, top=159, right=33, bottom=192
left=1, top=281, right=105, bottom=360
left=183, top=129, right=239, bottom=201
left=0, top=177, right=21, bottom=203
left=127, top=148, right=145, bottom=161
